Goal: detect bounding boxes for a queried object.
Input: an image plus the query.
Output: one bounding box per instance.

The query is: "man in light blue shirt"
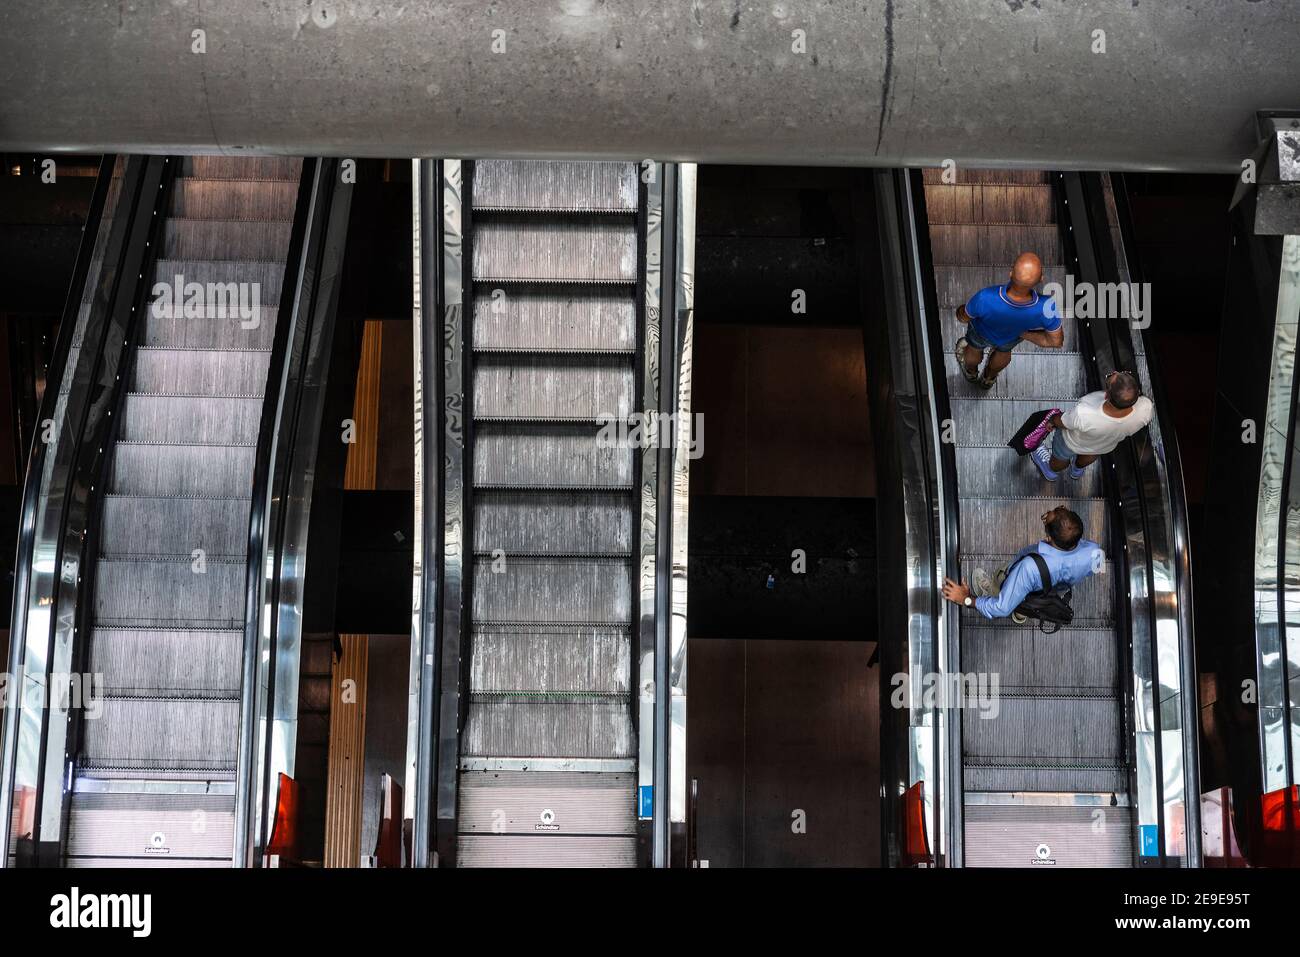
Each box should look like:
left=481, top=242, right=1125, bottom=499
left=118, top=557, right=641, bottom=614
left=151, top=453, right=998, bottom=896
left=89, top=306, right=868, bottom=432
left=941, top=506, right=1102, bottom=620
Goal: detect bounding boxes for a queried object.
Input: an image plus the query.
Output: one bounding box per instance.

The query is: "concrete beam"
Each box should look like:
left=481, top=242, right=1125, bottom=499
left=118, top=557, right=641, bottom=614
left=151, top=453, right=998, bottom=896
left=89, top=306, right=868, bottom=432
left=1, top=0, right=1297, bottom=171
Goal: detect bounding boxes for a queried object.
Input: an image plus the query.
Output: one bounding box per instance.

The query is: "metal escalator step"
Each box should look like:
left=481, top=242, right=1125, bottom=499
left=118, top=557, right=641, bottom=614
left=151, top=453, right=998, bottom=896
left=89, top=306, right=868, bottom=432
left=109, top=442, right=256, bottom=497
left=458, top=770, right=636, bottom=843
left=462, top=698, right=634, bottom=758
left=923, top=184, right=1058, bottom=227
left=928, top=224, right=1063, bottom=267
left=99, top=495, right=251, bottom=559
left=180, top=156, right=303, bottom=181
left=473, top=422, right=634, bottom=488
left=962, top=694, right=1125, bottom=767
left=472, top=290, right=635, bottom=351
left=948, top=398, right=1084, bottom=446
left=931, top=263, right=1068, bottom=309
left=163, top=218, right=294, bottom=262
left=472, top=218, right=636, bottom=283
left=944, top=351, right=1087, bottom=400
left=941, top=305, right=1079, bottom=352
left=80, top=698, right=239, bottom=776
left=959, top=555, right=1113, bottom=622
left=170, top=179, right=299, bottom=221
left=150, top=259, right=287, bottom=306
left=922, top=168, right=1053, bottom=186
left=89, top=626, right=242, bottom=696
left=472, top=354, right=634, bottom=420
left=958, top=498, right=1108, bottom=555
left=66, top=791, right=236, bottom=865
left=141, top=308, right=277, bottom=351
left=469, top=625, right=631, bottom=695
left=131, top=348, right=271, bottom=398
left=964, top=801, right=1133, bottom=868
left=473, top=490, right=633, bottom=555
left=953, top=446, right=1104, bottom=498
left=93, top=557, right=245, bottom=627
left=960, top=625, right=1120, bottom=691
left=472, top=160, right=638, bottom=212
left=471, top=557, right=633, bottom=625
left=119, top=394, right=262, bottom=445
left=964, top=765, right=1129, bottom=795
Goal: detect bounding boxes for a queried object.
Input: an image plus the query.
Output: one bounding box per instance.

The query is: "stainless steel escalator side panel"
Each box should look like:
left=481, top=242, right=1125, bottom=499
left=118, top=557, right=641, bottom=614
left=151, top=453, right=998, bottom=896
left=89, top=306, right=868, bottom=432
left=869, top=171, right=959, bottom=866
left=2, top=157, right=129, bottom=866
left=1070, top=171, right=1201, bottom=864
left=1255, top=234, right=1300, bottom=796
left=635, top=165, right=663, bottom=844
left=243, top=158, right=357, bottom=864
left=668, top=163, right=697, bottom=835
left=405, top=158, right=467, bottom=867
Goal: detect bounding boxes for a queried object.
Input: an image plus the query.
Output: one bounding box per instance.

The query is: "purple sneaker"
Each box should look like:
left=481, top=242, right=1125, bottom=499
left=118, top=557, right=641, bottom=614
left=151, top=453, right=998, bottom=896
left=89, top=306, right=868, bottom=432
left=1030, top=444, right=1059, bottom=481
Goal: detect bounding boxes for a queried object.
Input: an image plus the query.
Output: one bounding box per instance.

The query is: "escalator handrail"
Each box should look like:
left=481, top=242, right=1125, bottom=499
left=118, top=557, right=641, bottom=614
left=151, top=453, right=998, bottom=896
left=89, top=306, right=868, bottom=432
left=903, top=168, right=964, bottom=866
left=236, top=157, right=332, bottom=866
left=1060, top=170, right=1202, bottom=865
left=2, top=156, right=169, bottom=861
left=1107, top=172, right=1203, bottom=864
left=0, top=155, right=117, bottom=863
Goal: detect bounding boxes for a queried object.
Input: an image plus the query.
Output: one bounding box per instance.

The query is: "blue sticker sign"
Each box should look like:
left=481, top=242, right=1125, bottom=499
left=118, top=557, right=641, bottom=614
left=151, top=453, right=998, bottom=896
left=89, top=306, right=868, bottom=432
left=639, top=785, right=653, bottom=819
left=1139, top=824, right=1159, bottom=857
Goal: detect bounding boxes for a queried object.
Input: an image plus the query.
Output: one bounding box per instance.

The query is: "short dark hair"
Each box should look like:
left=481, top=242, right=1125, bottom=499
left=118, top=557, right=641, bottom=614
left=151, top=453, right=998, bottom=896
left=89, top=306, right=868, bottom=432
left=1045, top=507, right=1084, bottom=550
left=1106, top=371, right=1141, bottom=410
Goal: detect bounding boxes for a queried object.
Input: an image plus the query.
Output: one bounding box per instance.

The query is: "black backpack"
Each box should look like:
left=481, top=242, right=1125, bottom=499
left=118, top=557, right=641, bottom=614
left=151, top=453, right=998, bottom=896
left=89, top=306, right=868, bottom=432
left=1011, top=552, right=1074, bottom=634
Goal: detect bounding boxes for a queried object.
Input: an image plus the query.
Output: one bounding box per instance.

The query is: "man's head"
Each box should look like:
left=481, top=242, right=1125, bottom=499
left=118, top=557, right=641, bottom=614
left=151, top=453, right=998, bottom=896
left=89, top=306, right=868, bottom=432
left=1042, top=506, right=1084, bottom=550
left=1105, top=370, right=1141, bottom=410
left=1009, top=252, right=1043, bottom=290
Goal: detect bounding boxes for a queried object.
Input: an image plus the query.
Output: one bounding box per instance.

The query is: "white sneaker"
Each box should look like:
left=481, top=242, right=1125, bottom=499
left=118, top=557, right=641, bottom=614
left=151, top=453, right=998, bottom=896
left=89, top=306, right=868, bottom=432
left=972, top=568, right=994, bottom=597
left=1030, top=444, right=1059, bottom=481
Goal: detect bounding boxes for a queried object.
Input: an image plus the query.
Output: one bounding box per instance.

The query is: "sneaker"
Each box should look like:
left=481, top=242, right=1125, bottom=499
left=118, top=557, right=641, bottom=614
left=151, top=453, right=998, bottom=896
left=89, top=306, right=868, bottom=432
left=955, top=338, right=980, bottom=383
left=1011, top=611, right=1028, bottom=625
left=972, top=568, right=994, bottom=597
left=1029, top=444, right=1059, bottom=481
left=976, top=374, right=998, bottom=391
left=1068, top=463, right=1087, bottom=480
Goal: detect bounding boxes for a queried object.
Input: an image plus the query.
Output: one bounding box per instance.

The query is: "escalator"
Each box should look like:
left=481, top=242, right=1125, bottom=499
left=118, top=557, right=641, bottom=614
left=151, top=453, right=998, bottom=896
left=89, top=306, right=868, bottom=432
left=923, top=168, right=1130, bottom=865
left=408, top=158, right=694, bottom=867
left=2, top=155, right=357, bottom=867
left=67, top=156, right=302, bottom=866
left=457, top=160, right=642, bottom=867
left=876, top=167, right=1200, bottom=867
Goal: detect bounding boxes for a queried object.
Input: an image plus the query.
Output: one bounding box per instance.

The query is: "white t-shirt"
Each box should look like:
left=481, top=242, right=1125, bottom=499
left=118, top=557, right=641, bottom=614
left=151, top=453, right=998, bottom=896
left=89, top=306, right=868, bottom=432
left=1058, top=391, right=1153, bottom=455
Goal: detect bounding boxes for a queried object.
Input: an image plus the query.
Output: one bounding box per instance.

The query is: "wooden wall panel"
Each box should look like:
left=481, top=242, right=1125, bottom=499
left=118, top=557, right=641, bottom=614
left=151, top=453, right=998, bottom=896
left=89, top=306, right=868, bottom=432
left=323, top=634, right=369, bottom=868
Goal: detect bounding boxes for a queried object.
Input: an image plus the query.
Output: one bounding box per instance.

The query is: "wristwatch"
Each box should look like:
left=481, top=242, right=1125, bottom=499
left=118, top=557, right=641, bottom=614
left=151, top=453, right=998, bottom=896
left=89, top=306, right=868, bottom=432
left=963, top=595, right=974, bottom=607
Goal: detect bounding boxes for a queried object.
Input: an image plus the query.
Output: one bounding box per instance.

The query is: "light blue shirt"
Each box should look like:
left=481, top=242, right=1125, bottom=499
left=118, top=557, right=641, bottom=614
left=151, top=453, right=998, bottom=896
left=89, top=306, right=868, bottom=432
left=974, top=539, right=1102, bottom=620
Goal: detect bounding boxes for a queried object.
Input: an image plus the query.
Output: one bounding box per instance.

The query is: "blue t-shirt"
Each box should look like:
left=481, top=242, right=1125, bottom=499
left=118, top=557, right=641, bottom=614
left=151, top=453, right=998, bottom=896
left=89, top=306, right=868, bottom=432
left=964, top=284, right=1060, bottom=349
left=974, top=539, right=1102, bottom=620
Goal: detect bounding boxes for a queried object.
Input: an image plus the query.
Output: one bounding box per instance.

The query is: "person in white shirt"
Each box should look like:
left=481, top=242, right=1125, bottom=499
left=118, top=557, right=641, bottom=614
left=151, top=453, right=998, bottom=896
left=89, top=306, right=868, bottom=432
left=1030, top=370, right=1153, bottom=481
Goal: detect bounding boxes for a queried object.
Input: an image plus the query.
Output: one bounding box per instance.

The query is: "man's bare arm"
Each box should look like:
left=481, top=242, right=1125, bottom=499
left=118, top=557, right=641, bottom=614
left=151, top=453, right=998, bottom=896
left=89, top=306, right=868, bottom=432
left=1020, top=327, right=1065, bottom=349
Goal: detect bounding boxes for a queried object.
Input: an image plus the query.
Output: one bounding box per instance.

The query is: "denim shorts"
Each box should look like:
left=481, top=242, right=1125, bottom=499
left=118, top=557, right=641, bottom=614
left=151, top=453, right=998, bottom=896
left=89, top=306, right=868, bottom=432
left=1051, top=428, right=1075, bottom=461
left=963, top=324, right=1019, bottom=353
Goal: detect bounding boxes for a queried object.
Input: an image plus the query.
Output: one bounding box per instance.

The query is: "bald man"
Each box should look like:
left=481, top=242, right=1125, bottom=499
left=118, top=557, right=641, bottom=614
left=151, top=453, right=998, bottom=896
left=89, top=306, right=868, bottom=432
left=954, top=252, right=1063, bottom=389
